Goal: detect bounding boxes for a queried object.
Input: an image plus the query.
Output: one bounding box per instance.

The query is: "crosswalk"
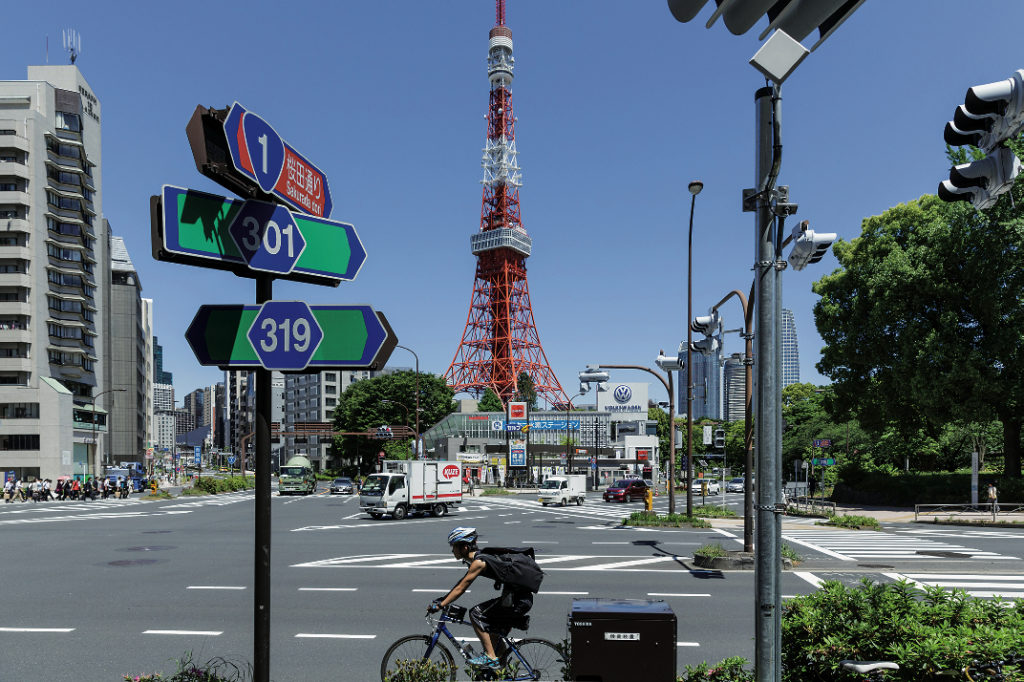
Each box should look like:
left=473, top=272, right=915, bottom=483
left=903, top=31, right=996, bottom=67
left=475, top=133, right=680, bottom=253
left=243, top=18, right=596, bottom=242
left=782, top=528, right=1020, bottom=562
left=884, top=573, right=1024, bottom=599
left=0, top=490, right=255, bottom=525
left=292, top=551, right=693, bottom=572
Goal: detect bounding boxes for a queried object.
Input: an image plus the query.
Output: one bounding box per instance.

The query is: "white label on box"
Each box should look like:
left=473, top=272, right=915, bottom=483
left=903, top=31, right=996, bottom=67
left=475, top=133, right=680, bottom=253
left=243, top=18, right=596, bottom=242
left=604, top=632, right=640, bottom=641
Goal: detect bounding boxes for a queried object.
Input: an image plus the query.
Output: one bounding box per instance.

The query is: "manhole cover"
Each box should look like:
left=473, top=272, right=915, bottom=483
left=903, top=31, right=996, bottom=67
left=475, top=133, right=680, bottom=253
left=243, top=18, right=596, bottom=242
left=118, top=545, right=175, bottom=552
left=916, top=550, right=970, bottom=559
left=108, top=559, right=159, bottom=567
left=858, top=564, right=895, bottom=569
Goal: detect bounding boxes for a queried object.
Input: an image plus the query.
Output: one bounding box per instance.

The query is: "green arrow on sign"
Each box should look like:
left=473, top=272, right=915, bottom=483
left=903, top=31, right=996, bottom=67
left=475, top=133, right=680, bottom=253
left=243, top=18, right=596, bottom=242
left=151, top=186, right=366, bottom=286
left=185, top=304, right=396, bottom=371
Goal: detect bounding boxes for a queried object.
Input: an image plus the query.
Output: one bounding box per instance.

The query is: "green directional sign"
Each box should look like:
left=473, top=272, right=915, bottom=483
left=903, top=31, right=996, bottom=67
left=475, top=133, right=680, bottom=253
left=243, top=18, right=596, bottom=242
left=151, top=186, right=366, bottom=286
left=186, top=303, right=396, bottom=371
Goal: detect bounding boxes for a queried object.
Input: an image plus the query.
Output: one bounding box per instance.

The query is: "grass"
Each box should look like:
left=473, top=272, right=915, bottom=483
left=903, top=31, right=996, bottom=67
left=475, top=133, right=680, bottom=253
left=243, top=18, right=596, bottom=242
left=622, top=510, right=711, bottom=528
left=143, top=489, right=172, bottom=500
left=481, top=487, right=514, bottom=496
left=819, top=513, right=881, bottom=530
left=781, top=543, right=801, bottom=563
left=691, top=503, right=737, bottom=518
left=694, top=542, right=729, bottom=558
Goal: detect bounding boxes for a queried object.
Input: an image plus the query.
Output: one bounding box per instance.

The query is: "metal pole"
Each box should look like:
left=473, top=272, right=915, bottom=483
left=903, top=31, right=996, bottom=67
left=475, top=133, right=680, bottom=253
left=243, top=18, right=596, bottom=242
left=686, top=191, right=696, bottom=519
left=254, top=275, right=272, bottom=682
left=667, top=369, right=675, bottom=514
left=754, top=84, right=782, bottom=682
left=396, top=345, right=420, bottom=457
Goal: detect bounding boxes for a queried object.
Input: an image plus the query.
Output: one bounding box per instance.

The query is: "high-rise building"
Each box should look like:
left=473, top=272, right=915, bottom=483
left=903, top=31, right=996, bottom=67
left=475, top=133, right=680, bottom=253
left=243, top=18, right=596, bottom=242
left=153, top=383, right=174, bottom=455
left=0, top=64, right=112, bottom=481
left=107, top=235, right=147, bottom=464
left=723, top=353, right=747, bottom=422
left=781, top=308, right=800, bottom=388
left=153, top=336, right=172, bottom=386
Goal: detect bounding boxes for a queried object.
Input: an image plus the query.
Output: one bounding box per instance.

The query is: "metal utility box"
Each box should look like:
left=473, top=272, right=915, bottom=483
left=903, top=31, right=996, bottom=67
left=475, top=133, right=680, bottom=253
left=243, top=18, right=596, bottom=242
left=568, top=598, right=677, bottom=681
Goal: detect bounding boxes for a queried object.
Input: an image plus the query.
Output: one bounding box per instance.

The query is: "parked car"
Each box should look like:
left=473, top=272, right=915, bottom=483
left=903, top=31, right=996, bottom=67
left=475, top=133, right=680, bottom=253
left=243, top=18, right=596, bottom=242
left=330, top=477, right=354, bottom=495
left=691, top=478, right=721, bottom=495
left=726, top=477, right=745, bottom=493
left=603, top=478, right=648, bottom=503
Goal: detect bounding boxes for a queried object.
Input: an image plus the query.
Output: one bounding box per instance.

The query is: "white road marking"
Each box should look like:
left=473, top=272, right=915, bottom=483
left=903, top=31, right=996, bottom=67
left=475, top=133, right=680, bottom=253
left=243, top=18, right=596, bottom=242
left=677, top=642, right=700, bottom=647
left=412, top=589, right=470, bottom=593
left=144, top=630, right=222, bottom=636
left=540, top=591, right=589, bottom=595
left=592, top=542, right=628, bottom=545
left=647, top=593, right=711, bottom=597
left=0, top=627, right=75, bottom=633
left=186, top=586, right=245, bottom=590
left=295, top=633, right=375, bottom=639
left=299, top=587, right=357, bottom=592
left=793, top=572, right=824, bottom=588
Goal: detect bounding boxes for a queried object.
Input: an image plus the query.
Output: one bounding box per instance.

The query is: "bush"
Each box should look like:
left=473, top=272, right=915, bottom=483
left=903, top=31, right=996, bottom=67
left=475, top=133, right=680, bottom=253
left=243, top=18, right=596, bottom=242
left=694, top=543, right=729, bottom=558
left=821, top=514, right=881, bottom=530
left=382, top=659, right=452, bottom=682
left=679, top=657, right=754, bottom=682
left=482, top=487, right=513, bottom=496
left=125, top=653, right=251, bottom=681
left=832, top=470, right=1024, bottom=507
left=781, top=579, right=1024, bottom=681
left=622, top=510, right=711, bottom=528
left=192, top=476, right=256, bottom=495
left=692, top=504, right=737, bottom=518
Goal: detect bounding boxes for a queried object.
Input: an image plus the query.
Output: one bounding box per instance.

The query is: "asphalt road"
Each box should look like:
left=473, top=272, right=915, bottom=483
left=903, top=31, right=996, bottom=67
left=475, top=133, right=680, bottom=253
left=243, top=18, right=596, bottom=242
left=1, top=488, right=1022, bottom=681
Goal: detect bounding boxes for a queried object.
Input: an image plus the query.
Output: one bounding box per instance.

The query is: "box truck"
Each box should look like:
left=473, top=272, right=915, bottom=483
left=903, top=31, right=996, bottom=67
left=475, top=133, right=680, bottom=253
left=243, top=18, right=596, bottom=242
left=278, top=455, right=317, bottom=495
left=537, top=474, right=587, bottom=507
left=359, top=460, right=463, bottom=520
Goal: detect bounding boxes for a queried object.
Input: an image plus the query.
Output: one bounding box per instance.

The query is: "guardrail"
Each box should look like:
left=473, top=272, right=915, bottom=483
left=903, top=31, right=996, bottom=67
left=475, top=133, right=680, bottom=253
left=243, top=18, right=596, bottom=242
left=785, top=495, right=837, bottom=517
left=914, top=502, right=1023, bottom=521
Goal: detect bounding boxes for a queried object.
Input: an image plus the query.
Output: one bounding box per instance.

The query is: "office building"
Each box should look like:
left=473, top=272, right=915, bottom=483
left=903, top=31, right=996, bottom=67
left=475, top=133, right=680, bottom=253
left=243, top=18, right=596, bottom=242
left=781, top=307, right=800, bottom=388
left=107, top=235, right=147, bottom=465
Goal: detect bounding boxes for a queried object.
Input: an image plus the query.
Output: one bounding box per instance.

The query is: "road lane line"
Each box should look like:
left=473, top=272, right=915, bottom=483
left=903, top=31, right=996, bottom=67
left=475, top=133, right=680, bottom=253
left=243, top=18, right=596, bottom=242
left=540, top=591, right=589, bottom=595
left=592, top=542, right=629, bottom=545
left=648, top=593, right=710, bottom=597
left=295, top=633, right=375, bottom=639
left=186, top=586, right=246, bottom=590
left=520, top=540, right=558, bottom=544
left=0, top=627, right=75, bottom=633
left=144, top=630, right=222, bottom=636
left=793, top=572, right=824, bottom=588
left=412, top=589, right=471, bottom=593
left=677, top=642, right=700, bottom=647
left=577, top=556, right=681, bottom=570
left=298, top=587, right=357, bottom=592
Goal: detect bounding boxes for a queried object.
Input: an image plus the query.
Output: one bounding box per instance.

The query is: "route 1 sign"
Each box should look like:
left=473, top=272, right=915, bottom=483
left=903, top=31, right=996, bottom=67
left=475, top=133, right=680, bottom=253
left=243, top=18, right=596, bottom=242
left=186, top=302, right=396, bottom=371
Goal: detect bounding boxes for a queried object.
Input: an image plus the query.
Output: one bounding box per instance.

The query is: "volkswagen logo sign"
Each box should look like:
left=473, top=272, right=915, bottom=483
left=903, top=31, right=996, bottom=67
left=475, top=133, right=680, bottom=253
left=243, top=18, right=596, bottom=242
left=613, top=385, right=632, bottom=404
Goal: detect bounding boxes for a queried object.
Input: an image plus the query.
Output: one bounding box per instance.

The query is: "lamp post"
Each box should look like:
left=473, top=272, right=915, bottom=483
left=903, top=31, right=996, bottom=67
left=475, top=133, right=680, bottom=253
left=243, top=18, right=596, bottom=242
left=564, top=391, right=586, bottom=472
left=685, top=179, right=703, bottom=518
left=88, top=388, right=125, bottom=480
left=395, top=345, right=420, bottom=458
left=594, top=362, right=676, bottom=514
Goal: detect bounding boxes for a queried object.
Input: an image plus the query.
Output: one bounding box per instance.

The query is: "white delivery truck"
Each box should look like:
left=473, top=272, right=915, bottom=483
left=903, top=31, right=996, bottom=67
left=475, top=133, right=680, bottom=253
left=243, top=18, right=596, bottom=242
left=537, top=474, right=587, bottom=507
left=359, top=460, right=463, bottom=520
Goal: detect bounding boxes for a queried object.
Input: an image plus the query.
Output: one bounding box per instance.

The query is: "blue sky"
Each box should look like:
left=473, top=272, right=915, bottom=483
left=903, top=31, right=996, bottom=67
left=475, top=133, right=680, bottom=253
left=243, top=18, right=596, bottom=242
left=4, top=1, right=1022, bottom=406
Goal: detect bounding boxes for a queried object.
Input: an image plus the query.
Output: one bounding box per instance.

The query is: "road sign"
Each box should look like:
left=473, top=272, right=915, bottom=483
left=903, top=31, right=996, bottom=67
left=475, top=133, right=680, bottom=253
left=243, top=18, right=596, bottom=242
left=152, top=186, right=366, bottom=285
left=813, top=439, right=832, bottom=448
left=185, top=302, right=396, bottom=371
left=194, top=446, right=201, bottom=465
left=811, top=458, right=835, bottom=466
left=228, top=456, right=236, bottom=465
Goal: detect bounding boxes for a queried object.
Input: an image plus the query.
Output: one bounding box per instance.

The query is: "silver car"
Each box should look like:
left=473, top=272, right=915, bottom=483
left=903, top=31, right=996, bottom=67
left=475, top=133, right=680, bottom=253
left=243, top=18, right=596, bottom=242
left=726, top=477, right=745, bottom=493
left=690, top=478, right=721, bottom=495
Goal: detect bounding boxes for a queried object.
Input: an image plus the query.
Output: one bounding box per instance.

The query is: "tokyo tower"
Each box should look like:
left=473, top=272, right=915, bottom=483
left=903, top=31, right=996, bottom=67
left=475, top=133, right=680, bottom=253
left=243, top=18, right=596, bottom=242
left=445, top=0, right=567, bottom=407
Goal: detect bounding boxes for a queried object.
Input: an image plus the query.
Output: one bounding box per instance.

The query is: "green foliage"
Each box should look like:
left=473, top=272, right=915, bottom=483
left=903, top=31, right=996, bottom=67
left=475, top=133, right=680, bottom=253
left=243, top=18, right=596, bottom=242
left=191, top=476, right=255, bottom=495
left=333, top=371, right=456, bottom=474
left=515, top=372, right=538, bottom=409
left=812, top=188, right=1024, bottom=477
left=821, top=514, right=881, bottom=530
left=382, top=658, right=452, bottom=682
left=832, top=470, right=1024, bottom=506
left=478, top=388, right=504, bottom=412
left=124, top=652, right=251, bottom=682
left=622, top=510, right=711, bottom=528
left=694, top=543, right=729, bottom=558
left=780, top=543, right=801, bottom=563
left=679, top=657, right=754, bottom=682
left=781, top=579, right=1024, bottom=681
left=481, top=487, right=513, bottom=496
left=691, top=504, right=737, bottom=518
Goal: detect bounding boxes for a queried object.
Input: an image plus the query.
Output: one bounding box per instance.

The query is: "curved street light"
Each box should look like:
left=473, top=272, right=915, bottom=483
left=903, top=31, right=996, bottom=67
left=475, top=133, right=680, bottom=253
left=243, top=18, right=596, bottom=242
left=395, top=345, right=420, bottom=457
left=685, top=179, right=703, bottom=518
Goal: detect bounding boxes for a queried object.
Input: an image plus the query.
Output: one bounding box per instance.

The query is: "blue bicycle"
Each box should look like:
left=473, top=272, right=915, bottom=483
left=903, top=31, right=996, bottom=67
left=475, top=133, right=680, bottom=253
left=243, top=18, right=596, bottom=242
left=380, top=603, right=565, bottom=681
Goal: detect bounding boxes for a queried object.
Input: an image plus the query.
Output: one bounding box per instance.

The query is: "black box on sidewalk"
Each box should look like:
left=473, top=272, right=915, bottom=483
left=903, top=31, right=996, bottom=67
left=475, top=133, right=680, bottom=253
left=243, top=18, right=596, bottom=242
left=568, top=598, right=677, bottom=681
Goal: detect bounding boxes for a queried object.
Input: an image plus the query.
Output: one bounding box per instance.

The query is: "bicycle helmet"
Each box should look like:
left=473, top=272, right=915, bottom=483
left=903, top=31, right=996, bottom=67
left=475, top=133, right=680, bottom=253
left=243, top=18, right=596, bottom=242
left=447, top=527, right=478, bottom=546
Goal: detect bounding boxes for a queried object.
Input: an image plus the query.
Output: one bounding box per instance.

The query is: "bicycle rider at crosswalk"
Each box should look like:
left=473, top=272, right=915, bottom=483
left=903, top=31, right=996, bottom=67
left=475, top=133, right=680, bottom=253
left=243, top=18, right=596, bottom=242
left=428, top=527, right=539, bottom=669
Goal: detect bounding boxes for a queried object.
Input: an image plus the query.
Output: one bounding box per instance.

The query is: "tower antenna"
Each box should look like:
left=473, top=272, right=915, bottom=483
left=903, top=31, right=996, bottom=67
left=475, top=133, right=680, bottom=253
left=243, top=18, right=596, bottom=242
left=63, top=28, right=81, bottom=64
left=496, top=0, right=505, bottom=26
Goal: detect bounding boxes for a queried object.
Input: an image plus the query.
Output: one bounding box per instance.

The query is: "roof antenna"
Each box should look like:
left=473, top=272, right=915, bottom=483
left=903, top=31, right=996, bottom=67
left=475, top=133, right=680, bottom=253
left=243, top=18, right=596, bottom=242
left=63, top=28, right=81, bottom=64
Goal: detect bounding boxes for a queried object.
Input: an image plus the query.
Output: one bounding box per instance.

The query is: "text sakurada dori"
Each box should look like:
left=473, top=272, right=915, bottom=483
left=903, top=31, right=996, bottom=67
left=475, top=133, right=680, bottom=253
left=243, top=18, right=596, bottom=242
left=283, top=152, right=323, bottom=216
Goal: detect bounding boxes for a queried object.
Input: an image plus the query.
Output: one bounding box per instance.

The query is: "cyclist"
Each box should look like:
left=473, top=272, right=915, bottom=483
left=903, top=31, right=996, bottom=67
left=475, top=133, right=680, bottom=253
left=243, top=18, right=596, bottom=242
left=428, top=527, right=534, bottom=668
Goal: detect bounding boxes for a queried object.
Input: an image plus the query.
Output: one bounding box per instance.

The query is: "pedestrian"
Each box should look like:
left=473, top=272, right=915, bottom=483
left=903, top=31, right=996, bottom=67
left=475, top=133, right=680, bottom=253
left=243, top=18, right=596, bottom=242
left=3, top=477, right=13, bottom=503
left=122, top=476, right=130, bottom=499
left=808, top=476, right=818, bottom=498
left=987, top=482, right=999, bottom=513
left=43, top=478, right=53, bottom=501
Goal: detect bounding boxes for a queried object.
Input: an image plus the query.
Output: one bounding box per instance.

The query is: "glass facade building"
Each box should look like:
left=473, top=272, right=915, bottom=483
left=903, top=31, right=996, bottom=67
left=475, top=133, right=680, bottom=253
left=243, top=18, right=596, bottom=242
left=781, top=308, right=799, bottom=388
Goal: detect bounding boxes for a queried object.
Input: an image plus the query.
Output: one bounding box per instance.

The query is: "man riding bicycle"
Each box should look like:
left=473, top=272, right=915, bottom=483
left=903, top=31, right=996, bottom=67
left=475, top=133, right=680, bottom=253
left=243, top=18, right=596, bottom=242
left=428, top=527, right=535, bottom=668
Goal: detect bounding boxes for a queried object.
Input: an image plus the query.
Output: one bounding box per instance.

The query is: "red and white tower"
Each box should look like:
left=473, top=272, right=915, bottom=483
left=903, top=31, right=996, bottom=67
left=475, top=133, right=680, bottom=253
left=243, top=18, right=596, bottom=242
left=445, top=0, right=567, bottom=407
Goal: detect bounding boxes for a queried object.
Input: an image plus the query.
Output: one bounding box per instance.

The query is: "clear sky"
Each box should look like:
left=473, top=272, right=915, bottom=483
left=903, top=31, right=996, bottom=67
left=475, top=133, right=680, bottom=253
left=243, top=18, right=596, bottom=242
left=3, top=1, right=1021, bottom=405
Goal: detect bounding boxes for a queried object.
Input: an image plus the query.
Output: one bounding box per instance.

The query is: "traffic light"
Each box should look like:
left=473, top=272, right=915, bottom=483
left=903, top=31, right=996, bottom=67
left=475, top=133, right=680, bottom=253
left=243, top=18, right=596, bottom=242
left=690, top=336, right=720, bottom=356
left=787, top=220, right=836, bottom=271
left=656, top=353, right=684, bottom=372
left=578, top=366, right=610, bottom=392
left=713, top=428, right=726, bottom=449
left=938, top=147, right=1021, bottom=211
left=690, top=311, right=720, bottom=336
left=943, top=70, right=1024, bottom=152
left=667, top=0, right=867, bottom=52
left=376, top=425, right=393, bottom=440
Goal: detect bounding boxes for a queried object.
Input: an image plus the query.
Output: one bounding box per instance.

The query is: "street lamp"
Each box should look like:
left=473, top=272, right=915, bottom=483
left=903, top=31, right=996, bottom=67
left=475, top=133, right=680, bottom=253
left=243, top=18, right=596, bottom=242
left=685, top=179, right=703, bottom=519
left=88, top=388, right=126, bottom=480
left=395, top=345, right=420, bottom=458
left=381, top=399, right=417, bottom=453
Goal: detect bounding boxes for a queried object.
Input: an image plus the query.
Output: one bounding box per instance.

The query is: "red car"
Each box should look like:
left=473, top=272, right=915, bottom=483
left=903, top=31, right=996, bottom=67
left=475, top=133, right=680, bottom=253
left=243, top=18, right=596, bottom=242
left=602, top=479, right=648, bottom=503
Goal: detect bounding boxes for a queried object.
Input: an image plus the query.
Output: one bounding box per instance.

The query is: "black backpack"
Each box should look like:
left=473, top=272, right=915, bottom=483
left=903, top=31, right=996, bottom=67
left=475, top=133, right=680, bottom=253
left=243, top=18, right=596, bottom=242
left=477, top=546, right=544, bottom=593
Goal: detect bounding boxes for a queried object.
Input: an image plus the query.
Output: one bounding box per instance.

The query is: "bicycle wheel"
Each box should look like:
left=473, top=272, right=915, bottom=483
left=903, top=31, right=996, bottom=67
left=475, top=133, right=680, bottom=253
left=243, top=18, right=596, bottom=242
left=380, top=635, right=457, bottom=681
left=502, top=638, right=566, bottom=681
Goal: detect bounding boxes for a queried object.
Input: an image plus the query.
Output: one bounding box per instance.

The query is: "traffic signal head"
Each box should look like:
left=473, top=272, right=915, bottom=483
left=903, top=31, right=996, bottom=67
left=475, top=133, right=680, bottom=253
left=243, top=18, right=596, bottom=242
left=578, top=368, right=610, bottom=392
left=939, top=146, right=1021, bottom=210
left=944, top=70, right=1024, bottom=152
left=713, top=428, right=726, bottom=448
left=656, top=354, right=684, bottom=372
left=691, top=311, right=720, bottom=336
left=690, top=337, right=720, bottom=356
left=667, top=0, right=867, bottom=52
left=788, top=221, right=836, bottom=271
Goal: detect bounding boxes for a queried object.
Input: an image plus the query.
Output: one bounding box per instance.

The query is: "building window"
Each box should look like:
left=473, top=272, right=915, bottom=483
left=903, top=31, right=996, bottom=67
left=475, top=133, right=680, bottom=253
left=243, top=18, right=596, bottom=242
left=0, top=434, right=40, bottom=450
left=0, top=403, right=39, bottom=418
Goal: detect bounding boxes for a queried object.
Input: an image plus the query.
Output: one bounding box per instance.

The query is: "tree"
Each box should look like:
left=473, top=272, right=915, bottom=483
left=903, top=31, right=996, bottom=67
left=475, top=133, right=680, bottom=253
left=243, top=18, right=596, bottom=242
left=478, top=388, right=504, bottom=412
left=515, top=372, right=537, bottom=410
left=813, top=182, right=1024, bottom=478
left=331, top=371, right=456, bottom=473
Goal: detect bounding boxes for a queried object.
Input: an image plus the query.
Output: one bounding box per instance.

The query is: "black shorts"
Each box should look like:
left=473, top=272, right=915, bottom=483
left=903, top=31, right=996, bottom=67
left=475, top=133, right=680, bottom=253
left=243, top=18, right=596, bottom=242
left=469, top=592, right=533, bottom=636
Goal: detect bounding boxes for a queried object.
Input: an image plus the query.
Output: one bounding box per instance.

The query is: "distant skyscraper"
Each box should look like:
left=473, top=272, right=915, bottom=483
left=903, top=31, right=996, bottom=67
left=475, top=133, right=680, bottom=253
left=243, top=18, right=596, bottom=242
left=723, top=354, right=746, bottom=422
left=781, top=308, right=799, bottom=388
left=153, top=336, right=172, bottom=385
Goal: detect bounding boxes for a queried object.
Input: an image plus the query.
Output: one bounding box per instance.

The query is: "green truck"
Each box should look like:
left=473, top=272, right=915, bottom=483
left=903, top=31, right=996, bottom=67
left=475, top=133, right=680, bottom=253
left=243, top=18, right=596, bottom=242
left=278, top=455, right=317, bottom=495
